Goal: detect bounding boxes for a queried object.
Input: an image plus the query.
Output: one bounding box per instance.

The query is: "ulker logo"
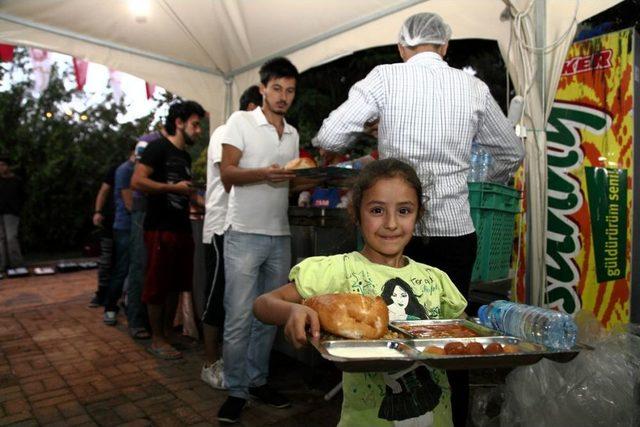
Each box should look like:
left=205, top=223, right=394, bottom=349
left=546, top=102, right=612, bottom=314
left=561, top=49, right=613, bottom=76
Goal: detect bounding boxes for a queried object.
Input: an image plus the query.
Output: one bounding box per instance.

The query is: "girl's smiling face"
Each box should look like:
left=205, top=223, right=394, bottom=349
left=359, top=176, right=419, bottom=267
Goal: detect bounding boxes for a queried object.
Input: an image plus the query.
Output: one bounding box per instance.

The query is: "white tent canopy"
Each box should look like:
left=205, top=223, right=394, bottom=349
left=0, top=0, right=617, bottom=124
left=0, top=0, right=623, bottom=307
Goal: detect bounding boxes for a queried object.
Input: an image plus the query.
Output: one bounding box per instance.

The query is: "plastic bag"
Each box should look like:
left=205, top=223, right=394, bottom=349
left=470, top=386, right=504, bottom=427
left=499, top=312, right=640, bottom=426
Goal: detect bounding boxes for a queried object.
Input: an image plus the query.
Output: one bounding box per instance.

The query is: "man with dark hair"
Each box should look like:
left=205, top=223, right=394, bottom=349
left=131, top=100, right=206, bottom=359
left=0, top=156, right=24, bottom=271
left=125, top=133, right=158, bottom=339
left=238, top=85, right=262, bottom=111
left=89, top=163, right=118, bottom=307
left=200, top=85, right=262, bottom=390
left=103, top=140, right=140, bottom=328
left=217, top=58, right=298, bottom=423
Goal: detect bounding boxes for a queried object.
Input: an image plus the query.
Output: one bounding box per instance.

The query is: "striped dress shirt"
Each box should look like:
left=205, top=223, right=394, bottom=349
left=314, top=51, right=524, bottom=237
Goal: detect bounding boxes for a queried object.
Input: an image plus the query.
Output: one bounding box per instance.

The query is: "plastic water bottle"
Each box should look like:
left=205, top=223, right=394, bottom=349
left=478, top=300, right=577, bottom=349
left=477, top=150, right=492, bottom=182
left=468, top=143, right=480, bottom=182
left=468, top=143, right=493, bottom=182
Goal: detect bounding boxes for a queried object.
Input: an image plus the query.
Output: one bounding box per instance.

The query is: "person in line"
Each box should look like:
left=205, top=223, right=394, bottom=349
left=102, top=140, right=151, bottom=342
left=200, top=85, right=262, bottom=390
left=254, top=158, right=467, bottom=426
left=131, top=100, right=206, bottom=360
left=89, top=162, right=118, bottom=307
left=0, top=155, right=24, bottom=272
left=313, top=13, right=524, bottom=425
left=127, top=132, right=163, bottom=339
left=216, top=57, right=299, bottom=423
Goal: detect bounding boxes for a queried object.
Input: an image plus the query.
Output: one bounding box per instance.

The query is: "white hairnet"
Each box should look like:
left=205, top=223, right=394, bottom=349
left=398, top=13, right=452, bottom=47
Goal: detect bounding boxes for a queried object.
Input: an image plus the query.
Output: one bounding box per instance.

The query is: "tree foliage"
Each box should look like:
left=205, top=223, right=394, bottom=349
left=0, top=49, right=156, bottom=253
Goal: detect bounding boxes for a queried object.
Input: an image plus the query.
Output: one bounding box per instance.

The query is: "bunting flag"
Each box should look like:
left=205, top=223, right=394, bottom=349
left=0, top=44, right=14, bottom=62
left=108, top=69, right=123, bottom=104
left=72, top=58, right=89, bottom=91
left=145, top=81, right=156, bottom=99
left=29, top=48, right=52, bottom=93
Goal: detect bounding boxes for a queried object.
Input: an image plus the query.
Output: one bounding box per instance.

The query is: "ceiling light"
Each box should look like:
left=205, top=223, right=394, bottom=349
left=128, top=0, right=150, bottom=23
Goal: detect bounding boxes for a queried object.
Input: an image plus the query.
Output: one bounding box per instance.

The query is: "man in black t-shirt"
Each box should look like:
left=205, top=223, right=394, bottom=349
left=132, top=101, right=206, bottom=360
left=89, top=163, right=118, bottom=307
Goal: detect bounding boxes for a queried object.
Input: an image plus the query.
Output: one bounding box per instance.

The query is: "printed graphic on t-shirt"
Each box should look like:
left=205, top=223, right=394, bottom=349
left=379, top=365, right=441, bottom=424
left=380, top=277, right=428, bottom=321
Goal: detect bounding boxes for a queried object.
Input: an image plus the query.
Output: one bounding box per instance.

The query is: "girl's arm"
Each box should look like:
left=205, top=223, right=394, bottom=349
left=253, top=283, right=320, bottom=349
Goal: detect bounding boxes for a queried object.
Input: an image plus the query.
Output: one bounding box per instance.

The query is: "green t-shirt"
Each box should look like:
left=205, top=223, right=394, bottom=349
left=290, top=251, right=467, bottom=427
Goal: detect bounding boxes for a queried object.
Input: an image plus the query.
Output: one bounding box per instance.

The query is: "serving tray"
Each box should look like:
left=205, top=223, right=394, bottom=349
left=309, top=320, right=584, bottom=372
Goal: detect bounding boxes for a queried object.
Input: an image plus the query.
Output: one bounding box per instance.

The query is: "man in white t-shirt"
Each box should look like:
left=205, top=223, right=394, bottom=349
left=217, top=57, right=299, bottom=423
left=200, top=85, right=262, bottom=390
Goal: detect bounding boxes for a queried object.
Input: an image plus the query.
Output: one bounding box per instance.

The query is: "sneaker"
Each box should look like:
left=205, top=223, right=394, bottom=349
left=217, top=396, right=246, bottom=424
left=103, top=311, right=117, bottom=326
left=201, top=359, right=228, bottom=390
left=89, top=295, right=101, bottom=308
left=249, top=384, right=291, bottom=408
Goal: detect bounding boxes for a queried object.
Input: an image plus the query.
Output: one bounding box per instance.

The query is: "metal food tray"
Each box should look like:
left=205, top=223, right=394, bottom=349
left=309, top=320, right=585, bottom=372
left=389, top=319, right=503, bottom=339
left=411, top=336, right=549, bottom=370
left=292, top=167, right=327, bottom=178
left=309, top=338, right=418, bottom=372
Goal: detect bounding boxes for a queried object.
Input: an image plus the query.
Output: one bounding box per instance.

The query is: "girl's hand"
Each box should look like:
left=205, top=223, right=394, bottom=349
left=284, top=304, right=320, bottom=349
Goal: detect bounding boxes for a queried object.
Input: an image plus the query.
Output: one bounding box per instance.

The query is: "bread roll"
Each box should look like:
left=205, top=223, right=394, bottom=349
left=303, top=293, right=389, bottom=339
left=284, top=157, right=317, bottom=170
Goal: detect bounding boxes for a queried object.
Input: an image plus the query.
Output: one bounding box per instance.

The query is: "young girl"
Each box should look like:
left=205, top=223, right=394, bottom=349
left=253, top=158, right=466, bottom=426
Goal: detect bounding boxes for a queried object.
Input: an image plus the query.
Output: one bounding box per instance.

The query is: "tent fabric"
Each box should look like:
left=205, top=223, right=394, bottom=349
left=0, top=0, right=623, bottom=307
left=0, top=0, right=620, bottom=121
left=0, top=0, right=522, bottom=123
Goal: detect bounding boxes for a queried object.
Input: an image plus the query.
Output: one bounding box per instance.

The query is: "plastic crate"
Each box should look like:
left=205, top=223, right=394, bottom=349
left=468, top=182, right=521, bottom=282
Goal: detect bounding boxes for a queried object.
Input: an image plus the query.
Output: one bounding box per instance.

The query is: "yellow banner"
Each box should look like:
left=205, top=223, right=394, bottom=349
left=544, top=29, right=634, bottom=328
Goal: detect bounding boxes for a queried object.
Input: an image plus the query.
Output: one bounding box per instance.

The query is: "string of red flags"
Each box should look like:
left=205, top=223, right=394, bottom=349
left=0, top=44, right=15, bottom=62
left=2, top=45, right=161, bottom=100
left=72, top=58, right=89, bottom=90
left=145, top=81, right=156, bottom=99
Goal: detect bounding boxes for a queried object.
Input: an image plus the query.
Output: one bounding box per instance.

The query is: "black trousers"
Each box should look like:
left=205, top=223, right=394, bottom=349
left=404, top=232, right=477, bottom=427
left=202, top=234, right=225, bottom=328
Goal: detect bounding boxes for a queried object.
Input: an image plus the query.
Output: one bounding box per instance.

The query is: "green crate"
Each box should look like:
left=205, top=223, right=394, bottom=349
left=468, top=182, right=521, bottom=282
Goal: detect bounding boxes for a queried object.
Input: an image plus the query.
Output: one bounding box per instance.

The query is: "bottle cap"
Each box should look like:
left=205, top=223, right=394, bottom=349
left=477, top=305, right=488, bottom=325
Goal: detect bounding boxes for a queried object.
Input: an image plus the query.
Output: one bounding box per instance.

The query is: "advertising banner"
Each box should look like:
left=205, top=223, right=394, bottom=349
left=543, top=29, right=636, bottom=329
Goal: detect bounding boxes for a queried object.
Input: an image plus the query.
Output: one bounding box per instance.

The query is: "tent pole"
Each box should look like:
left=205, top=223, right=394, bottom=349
left=526, top=0, right=547, bottom=307
left=224, top=78, right=233, bottom=120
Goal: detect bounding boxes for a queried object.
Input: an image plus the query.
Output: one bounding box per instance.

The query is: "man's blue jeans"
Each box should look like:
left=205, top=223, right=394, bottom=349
left=127, top=210, right=148, bottom=329
left=222, top=229, right=291, bottom=399
left=105, top=229, right=130, bottom=312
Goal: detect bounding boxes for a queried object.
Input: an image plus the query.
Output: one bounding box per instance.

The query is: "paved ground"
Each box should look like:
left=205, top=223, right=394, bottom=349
left=0, top=269, right=342, bottom=426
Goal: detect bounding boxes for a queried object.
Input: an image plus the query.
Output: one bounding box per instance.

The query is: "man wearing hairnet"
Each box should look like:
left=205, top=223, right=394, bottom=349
left=314, top=12, right=524, bottom=426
